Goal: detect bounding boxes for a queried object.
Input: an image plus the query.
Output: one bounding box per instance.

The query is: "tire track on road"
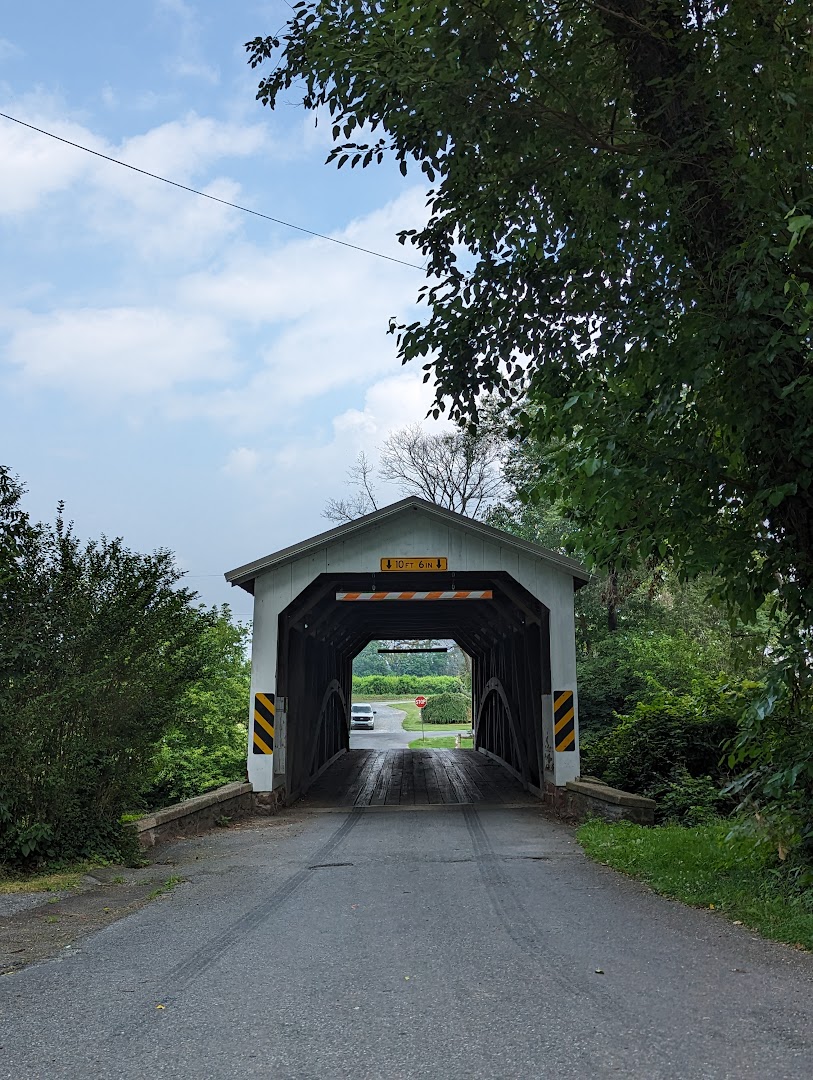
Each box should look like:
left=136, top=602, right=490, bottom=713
left=462, top=804, right=609, bottom=1009
left=164, top=809, right=364, bottom=989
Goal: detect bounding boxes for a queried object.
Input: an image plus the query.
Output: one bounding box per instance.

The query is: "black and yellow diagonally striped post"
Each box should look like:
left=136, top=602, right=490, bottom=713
left=253, top=692, right=275, bottom=755
left=554, top=690, right=576, bottom=752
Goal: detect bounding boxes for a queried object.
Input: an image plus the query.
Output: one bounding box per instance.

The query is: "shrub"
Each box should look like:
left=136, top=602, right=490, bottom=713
left=724, top=665, right=813, bottom=880
left=656, top=769, right=723, bottom=827
left=352, top=674, right=464, bottom=696
left=577, top=629, right=732, bottom=736
left=581, top=677, right=751, bottom=822
left=0, top=470, right=211, bottom=868
left=141, top=614, right=250, bottom=809
left=421, top=692, right=471, bottom=725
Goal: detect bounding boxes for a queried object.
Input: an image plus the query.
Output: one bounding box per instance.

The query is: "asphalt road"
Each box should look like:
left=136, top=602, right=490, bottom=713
left=349, top=702, right=470, bottom=750
left=2, top=804, right=812, bottom=1079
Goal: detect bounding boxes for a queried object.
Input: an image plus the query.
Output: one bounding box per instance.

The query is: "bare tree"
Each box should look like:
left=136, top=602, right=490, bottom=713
left=323, top=425, right=503, bottom=523
left=380, top=424, right=503, bottom=518
left=323, top=451, right=379, bottom=524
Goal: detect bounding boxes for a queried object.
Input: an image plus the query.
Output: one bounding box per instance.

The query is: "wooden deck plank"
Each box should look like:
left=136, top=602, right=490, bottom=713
left=427, top=752, right=456, bottom=803
left=400, top=750, right=415, bottom=805
left=370, top=752, right=396, bottom=806
left=433, top=751, right=475, bottom=803
left=342, top=750, right=382, bottom=806
left=301, top=748, right=538, bottom=808
left=412, top=751, right=430, bottom=805
left=386, top=750, right=406, bottom=804
left=421, top=751, right=444, bottom=804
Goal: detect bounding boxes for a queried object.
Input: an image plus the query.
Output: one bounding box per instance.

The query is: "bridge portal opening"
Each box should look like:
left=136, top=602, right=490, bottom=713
left=225, top=497, right=588, bottom=807
left=273, top=570, right=550, bottom=800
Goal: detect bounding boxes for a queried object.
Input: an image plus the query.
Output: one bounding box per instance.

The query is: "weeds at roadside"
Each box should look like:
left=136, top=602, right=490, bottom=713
left=147, top=875, right=185, bottom=901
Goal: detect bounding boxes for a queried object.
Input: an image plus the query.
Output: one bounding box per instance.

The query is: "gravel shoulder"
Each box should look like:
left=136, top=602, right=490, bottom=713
left=0, top=863, right=190, bottom=976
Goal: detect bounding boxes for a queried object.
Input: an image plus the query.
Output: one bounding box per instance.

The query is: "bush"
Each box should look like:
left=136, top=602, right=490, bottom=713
left=656, top=768, right=724, bottom=827
left=724, top=664, right=813, bottom=881
left=141, top=613, right=250, bottom=809
left=421, top=692, right=471, bottom=725
left=352, top=674, right=464, bottom=696
left=0, top=470, right=212, bottom=868
left=578, top=629, right=732, bottom=735
left=581, top=678, right=751, bottom=822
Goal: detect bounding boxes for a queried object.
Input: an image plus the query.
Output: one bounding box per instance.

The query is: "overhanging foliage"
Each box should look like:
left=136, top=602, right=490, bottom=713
left=248, top=1, right=813, bottom=631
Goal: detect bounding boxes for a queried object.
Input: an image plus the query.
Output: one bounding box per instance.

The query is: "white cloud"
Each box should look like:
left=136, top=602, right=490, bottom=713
left=0, top=99, right=270, bottom=260
left=333, top=372, right=449, bottom=442
left=173, top=186, right=428, bottom=422
left=5, top=306, right=237, bottom=397
left=155, top=0, right=220, bottom=85
left=115, top=113, right=264, bottom=179
left=222, top=446, right=260, bottom=476
left=0, top=38, right=21, bottom=61
left=260, top=371, right=448, bottom=513
left=0, top=103, right=103, bottom=214
left=1, top=159, right=428, bottom=420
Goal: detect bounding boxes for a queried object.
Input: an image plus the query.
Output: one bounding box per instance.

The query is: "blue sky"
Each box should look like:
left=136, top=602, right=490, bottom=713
left=1, top=1, right=440, bottom=617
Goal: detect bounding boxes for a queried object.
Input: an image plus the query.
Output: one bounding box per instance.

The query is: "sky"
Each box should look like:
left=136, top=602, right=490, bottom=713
left=1, top=1, right=444, bottom=619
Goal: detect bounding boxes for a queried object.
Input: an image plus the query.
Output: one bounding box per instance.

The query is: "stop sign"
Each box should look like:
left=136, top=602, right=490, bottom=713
left=415, top=696, right=427, bottom=709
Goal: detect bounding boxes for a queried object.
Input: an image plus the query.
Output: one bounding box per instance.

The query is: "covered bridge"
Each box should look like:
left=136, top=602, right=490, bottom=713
left=225, top=497, right=589, bottom=804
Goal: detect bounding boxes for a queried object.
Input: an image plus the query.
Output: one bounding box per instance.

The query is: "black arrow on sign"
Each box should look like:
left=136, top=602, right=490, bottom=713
left=386, top=559, right=392, bottom=569
left=436, top=559, right=442, bottom=568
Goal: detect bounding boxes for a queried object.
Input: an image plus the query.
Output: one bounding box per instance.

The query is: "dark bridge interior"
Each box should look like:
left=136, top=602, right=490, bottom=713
left=276, top=571, right=551, bottom=801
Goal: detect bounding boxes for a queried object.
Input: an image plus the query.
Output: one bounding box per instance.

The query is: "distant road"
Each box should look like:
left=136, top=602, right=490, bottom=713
left=349, top=702, right=470, bottom=750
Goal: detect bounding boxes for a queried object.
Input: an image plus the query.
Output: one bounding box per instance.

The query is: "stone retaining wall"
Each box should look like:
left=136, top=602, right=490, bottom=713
left=135, top=781, right=259, bottom=849
left=546, top=778, right=656, bottom=825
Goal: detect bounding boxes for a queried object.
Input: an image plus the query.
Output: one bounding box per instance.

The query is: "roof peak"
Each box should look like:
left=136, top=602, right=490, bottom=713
left=224, top=496, right=589, bottom=589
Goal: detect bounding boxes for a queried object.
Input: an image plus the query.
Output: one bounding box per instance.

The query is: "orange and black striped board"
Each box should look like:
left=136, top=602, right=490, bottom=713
left=253, top=692, right=275, bottom=755
left=554, top=690, right=576, bottom=752
left=336, top=590, right=492, bottom=601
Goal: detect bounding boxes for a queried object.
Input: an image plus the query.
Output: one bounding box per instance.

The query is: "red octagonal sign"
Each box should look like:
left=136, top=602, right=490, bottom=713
left=415, top=696, right=427, bottom=709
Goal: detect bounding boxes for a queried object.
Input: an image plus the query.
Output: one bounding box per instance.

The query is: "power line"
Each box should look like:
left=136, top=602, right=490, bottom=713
left=0, top=111, right=426, bottom=271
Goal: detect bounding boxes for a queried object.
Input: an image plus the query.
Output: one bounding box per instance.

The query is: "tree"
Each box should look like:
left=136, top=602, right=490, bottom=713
left=324, top=423, right=503, bottom=522
left=487, top=451, right=768, bottom=732
left=323, top=451, right=379, bottom=524
left=145, top=609, right=251, bottom=807
left=0, top=468, right=212, bottom=867
left=353, top=638, right=467, bottom=676
left=248, top=1, right=813, bottom=636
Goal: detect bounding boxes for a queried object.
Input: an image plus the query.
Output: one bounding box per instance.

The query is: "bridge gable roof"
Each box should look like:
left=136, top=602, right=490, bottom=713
left=225, top=497, right=590, bottom=593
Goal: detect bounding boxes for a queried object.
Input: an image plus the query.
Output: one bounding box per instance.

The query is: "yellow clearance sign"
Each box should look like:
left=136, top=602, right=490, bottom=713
left=380, top=557, right=448, bottom=572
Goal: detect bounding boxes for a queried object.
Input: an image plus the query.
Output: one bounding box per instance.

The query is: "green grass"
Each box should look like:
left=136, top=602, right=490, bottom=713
left=147, top=875, right=185, bottom=901
left=0, top=862, right=101, bottom=896
left=354, top=694, right=474, bottom=731
left=408, top=736, right=474, bottom=749
left=353, top=694, right=421, bottom=725
left=578, top=820, right=813, bottom=951
left=401, top=714, right=473, bottom=732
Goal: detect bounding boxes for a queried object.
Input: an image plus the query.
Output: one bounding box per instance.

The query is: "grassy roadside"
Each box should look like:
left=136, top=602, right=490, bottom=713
left=401, top=714, right=473, bottom=732
left=578, top=820, right=813, bottom=951
left=409, top=736, right=474, bottom=749
left=354, top=694, right=420, bottom=725
left=0, top=862, right=102, bottom=896
left=353, top=694, right=473, bottom=731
